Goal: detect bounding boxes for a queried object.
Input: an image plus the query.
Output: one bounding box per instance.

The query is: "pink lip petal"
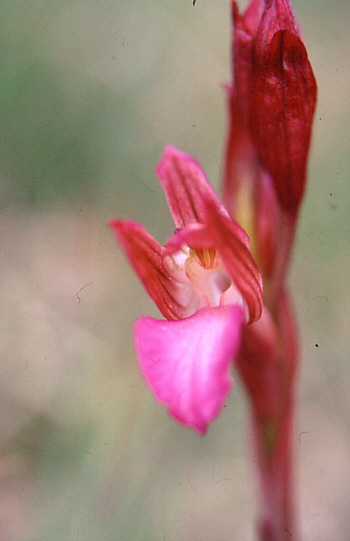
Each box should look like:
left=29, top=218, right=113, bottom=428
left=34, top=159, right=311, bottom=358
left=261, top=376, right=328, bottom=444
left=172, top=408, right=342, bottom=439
left=156, top=145, right=229, bottom=230
left=134, top=305, right=244, bottom=434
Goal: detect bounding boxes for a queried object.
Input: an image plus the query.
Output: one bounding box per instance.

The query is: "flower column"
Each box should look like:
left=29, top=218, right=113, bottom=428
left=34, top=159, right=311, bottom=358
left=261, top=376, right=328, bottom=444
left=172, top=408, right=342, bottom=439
left=223, top=0, right=317, bottom=539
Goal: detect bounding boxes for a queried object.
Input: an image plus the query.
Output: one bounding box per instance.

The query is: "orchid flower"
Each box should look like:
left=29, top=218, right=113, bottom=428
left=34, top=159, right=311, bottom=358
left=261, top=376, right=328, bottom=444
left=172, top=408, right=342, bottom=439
left=109, top=146, right=263, bottom=433
left=108, top=0, right=317, bottom=536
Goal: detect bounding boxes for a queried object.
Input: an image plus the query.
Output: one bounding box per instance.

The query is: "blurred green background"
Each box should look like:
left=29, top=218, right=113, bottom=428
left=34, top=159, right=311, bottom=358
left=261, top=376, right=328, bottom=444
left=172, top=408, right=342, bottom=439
left=0, top=1, right=349, bottom=540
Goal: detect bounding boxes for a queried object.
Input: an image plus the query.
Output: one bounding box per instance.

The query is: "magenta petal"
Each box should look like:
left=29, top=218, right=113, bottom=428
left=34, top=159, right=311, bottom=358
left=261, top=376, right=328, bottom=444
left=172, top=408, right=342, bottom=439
left=134, top=305, right=244, bottom=434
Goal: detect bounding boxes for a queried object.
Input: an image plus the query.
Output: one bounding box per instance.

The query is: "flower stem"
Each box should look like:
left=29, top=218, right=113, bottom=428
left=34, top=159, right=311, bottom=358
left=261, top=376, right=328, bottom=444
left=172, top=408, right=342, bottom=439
left=238, top=288, right=299, bottom=541
left=267, top=211, right=298, bottom=312
left=253, top=394, right=297, bottom=541
left=255, top=291, right=299, bottom=541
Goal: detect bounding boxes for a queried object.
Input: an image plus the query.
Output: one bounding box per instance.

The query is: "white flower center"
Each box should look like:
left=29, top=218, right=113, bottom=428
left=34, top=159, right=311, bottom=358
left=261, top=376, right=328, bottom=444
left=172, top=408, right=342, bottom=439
left=164, top=246, right=243, bottom=310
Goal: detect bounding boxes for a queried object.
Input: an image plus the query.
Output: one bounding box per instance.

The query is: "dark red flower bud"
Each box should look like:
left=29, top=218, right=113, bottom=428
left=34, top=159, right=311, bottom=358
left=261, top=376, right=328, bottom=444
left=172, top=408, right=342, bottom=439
left=250, top=0, right=317, bottom=213
left=225, top=0, right=317, bottom=215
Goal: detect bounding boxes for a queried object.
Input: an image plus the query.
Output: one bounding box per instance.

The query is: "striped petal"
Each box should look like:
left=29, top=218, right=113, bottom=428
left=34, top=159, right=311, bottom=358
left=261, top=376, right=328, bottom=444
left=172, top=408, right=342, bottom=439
left=156, top=145, right=229, bottom=229
left=109, top=219, right=199, bottom=320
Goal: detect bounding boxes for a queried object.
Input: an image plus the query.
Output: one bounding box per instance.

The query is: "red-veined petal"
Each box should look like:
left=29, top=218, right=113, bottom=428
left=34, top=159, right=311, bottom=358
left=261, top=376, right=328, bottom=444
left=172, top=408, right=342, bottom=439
left=109, top=219, right=199, bottom=320
left=165, top=210, right=249, bottom=256
left=156, top=145, right=229, bottom=229
left=204, top=200, right=263, bottom=323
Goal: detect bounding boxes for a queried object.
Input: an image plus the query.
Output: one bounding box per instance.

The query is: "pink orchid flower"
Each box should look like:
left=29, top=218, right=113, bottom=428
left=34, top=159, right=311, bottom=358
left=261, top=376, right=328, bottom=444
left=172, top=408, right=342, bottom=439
left=109, top=146, right=263, bottom=433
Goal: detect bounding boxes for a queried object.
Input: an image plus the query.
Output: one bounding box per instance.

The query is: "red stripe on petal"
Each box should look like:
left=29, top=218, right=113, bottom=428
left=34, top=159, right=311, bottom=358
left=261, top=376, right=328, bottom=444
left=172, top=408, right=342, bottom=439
left=109, top=219, right=198, bottom=321
left=204, top=201, right=263, bottom=323
left=156, top=146, right=228, bottom=229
